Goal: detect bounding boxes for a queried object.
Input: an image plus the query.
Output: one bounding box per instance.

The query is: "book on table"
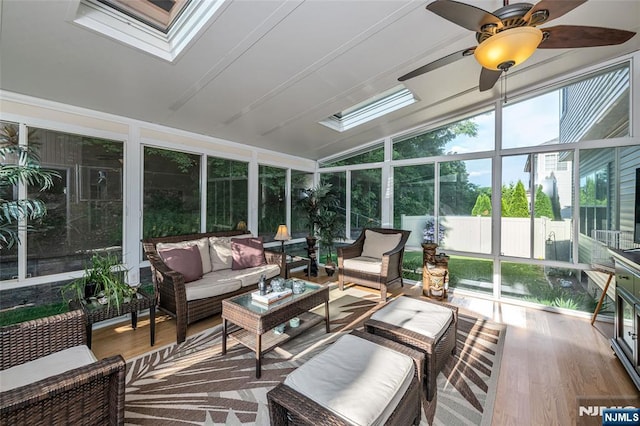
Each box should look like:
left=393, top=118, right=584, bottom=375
left=251, top=288, right=293, bottom=304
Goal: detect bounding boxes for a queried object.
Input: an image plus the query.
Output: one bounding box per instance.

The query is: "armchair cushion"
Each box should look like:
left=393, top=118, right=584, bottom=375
left=0, top=345, right=97, bottom=392
left=231, top=237, right=267, bottom=270
left=361, top=230, right=402, bottom=259
left=156, top=237, right=212, bottom=274
left=158, top=245, right=203, bottom=283
left=343, top=256, right=382, bottom=274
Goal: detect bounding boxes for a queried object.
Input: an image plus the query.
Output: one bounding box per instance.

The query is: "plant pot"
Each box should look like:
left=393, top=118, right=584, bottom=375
left=324, top=257, right=336, bottom=277
left=84, top=282, right=97, bottom=300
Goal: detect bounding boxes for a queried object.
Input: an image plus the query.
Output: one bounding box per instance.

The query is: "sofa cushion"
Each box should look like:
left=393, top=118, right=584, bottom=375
left=370, top=296, right=453, bottom=341
left=361, top=230, right=402, bottom=259
left=0, top=345, right=97, bottom=392
left=158, top=245, right=203, bottom=283
left=156, top=237, right=212, bottom=274
left=184, top=270, right=243, bottom=301
left=231, top=237, right=266, bottom=270
left=232, top=263, right=280, bottom=287
left=283, top=333, right=414, bottom=426
left=209, top=234, right=254, bottom=271
left=343, top=256, right=383, bottom=274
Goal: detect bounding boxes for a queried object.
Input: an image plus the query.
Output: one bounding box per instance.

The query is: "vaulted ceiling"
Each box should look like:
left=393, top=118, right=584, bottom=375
left=1, top=0, right=638, bottom=160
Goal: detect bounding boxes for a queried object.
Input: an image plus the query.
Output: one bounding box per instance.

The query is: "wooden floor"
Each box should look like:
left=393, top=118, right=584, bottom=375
left=92, top=271, right=638, bottom=426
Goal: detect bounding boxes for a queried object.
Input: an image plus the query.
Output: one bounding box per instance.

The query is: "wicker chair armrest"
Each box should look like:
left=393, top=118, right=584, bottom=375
left=0, top=310, right=86, bottom=370
left=264, top=249, right=286, bottom=277
left=0, top=355, right=126, bottom=424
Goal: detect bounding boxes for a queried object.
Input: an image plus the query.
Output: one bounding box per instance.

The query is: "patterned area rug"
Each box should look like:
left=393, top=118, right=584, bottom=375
left=125, top=287, right=506, bottom=425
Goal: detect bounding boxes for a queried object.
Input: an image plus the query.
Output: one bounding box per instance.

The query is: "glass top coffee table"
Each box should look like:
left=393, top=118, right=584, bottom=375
left=221, top=279, right=330, bottom=378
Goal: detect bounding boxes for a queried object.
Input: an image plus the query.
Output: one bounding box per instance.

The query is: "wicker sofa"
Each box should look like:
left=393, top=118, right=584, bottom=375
left=337, top=227, right=411, bottom=302
left=0, top=310, right=126, bottom=425
left=142, top=230, right=285, bottom=343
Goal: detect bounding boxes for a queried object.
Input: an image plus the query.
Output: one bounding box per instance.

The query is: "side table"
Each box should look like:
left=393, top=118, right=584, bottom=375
left=285, top=256, right=311, bottom=279
left=71, top=290, right=156, bottom=348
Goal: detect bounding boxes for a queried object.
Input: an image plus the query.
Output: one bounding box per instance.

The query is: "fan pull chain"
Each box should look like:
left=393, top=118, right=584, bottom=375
left=502, top=69, right=508, bottom=104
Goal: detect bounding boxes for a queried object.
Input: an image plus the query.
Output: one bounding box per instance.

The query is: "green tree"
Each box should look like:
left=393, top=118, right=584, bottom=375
left=1, top=123, right=59, bottom=248
left=471, top=193, right=492, bottom=216
left=534, top=185, right=554, bottom=218
left=509, top=180, right=530, bottom=218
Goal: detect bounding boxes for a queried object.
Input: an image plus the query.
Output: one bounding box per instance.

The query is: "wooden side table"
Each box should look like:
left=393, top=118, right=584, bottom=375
left=72, top=290, right=156, bottom=348
left=285, top=256, right=311, bottom=279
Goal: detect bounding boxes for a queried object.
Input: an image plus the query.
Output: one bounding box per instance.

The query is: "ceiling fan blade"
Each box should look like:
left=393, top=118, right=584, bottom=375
left=399, top=47, right=475, bottom=81
left=426, top=0, right=501, bottom=32
left=522, top=0, right=586, bottom=25
left=479, top=68, right=502, bottom=92
left=538, top=25, right=636, bottom=48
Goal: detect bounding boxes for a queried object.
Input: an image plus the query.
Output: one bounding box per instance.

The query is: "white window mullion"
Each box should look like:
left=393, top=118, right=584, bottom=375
left=17, top=123, right=28, bottom=280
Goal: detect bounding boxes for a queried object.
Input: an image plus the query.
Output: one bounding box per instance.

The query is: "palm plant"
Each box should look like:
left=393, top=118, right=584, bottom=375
left=316, top=208, right=344, bottom=265
left=0, top=123, right=59, bottom=248
left=297, top=182, right=338, bottom=237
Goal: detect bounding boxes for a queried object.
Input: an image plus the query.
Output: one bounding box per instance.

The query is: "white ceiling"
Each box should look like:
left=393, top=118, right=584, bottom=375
left=1, top=0, right=638, bottom=160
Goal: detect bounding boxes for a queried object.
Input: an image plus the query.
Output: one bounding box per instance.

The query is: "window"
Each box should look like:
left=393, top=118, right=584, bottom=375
left=439, top=158, right=492, bottom=254
left=0, top=121, right=19, bottom=280
left=319, top=143, right=384, bottom=167
left=393, top=111, right=494, bottom=160
left=350, top=169, right=381, bottom=237
left=291, top=170, right=313, bottom=239
left=320, top=172, right=346, bottom=242
left=394, top=164, right=435, bottom=245
left=143, top=147, right=200, bottom=238
left=258, top=165, right=286, bottom=242
left=206, top=157, right=248, bottom=232
left=26, top=128, right=124, bottom=277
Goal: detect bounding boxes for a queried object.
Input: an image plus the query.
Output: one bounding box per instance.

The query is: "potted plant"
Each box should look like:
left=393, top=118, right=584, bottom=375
left=316, top=208, right=344, bottom=276
left=61, top=253, right=136, bottom=314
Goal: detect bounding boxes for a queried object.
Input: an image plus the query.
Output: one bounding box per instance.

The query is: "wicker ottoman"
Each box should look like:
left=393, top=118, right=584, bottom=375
left=364, top=296, right=457, bottom=401
left=267, top=330, right=423, bottom=426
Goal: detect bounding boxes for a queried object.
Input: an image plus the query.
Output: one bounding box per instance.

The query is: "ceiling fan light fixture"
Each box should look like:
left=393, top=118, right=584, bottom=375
left=474, top=26, right=543, bottom=71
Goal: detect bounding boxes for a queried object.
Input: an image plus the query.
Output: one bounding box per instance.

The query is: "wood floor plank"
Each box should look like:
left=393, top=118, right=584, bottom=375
left=91, top=272, right=639, bottom=425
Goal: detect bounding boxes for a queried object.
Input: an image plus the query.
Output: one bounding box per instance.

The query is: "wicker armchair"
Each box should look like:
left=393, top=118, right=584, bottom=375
left=0, top=310, right=126, bottom=425
left=337, top=227, right=411, bottom=302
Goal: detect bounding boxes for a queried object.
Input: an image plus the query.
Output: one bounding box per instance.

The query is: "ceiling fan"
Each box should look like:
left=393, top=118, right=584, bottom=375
left=399, top=0, right=636, bottom=92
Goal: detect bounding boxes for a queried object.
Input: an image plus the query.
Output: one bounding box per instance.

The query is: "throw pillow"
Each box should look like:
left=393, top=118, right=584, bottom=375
left=156, top=238, right=212, bottom=274
left=158, top=245, right=203, bottom=283
left=209, top=233, right=254, bottom=271
left=231, top=237, right=267, bottom=270
left=361, top=230, right=402, bottom=259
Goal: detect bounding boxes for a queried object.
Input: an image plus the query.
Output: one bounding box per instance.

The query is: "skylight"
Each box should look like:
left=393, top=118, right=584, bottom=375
left=320, top=85, right=417, bottom=132
left=73, top=0, right=226, bottom=61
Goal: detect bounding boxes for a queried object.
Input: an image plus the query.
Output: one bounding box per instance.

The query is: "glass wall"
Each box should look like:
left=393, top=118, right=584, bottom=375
left=350, top=169, right=381, bottom=237
left=394, top=164, right=435, bottom=249
left=143, top=147, right=200, bottom=238
left=439, top=158, right=492, bottom=254
left=320, top=172, right=347, bottom=242
left=0, top=122, right=20, bottom=280
left=24, top=128, right=124, bottom=276
left=258, top=165, right=286, bottom=242
left=291, top=170, right=313, bottom=239
left=206, top=157, right=248, bottom=232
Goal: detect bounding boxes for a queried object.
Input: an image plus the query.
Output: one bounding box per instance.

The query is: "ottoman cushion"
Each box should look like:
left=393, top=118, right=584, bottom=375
left=283, top=333, right=415, bottom=426
left=370, top=296, right=453, bottom=342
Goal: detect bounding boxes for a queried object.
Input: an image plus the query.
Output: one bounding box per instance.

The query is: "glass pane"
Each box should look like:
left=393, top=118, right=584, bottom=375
left=501, top=152, right=573, bottom=261
left=448, top=255, right=492, bottom=295
left=27, top=129, right=124, bottom=276
left=0, top=121, right=19, bottom=280
left=291, top=170, right=313, bottom=239
left=206, top=157, right=248, bottom=232
left=501, top=263, right=596, bottom=313
left=393, top=111, right=494, bottom=160
left=394, top=164, right=435, bottom=247
left=319, top=143, right=384, bottom=167
left=144, top=147, right=200, bottom=238
left=439, top=158, right=492, bottom=253
left=320, top=172, right=346, bottom=242
left=258, top=165, right=286, bottom=242
left=350, top=169, right=381, bottom=237
left=503, top=63, right=629, bottom=149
